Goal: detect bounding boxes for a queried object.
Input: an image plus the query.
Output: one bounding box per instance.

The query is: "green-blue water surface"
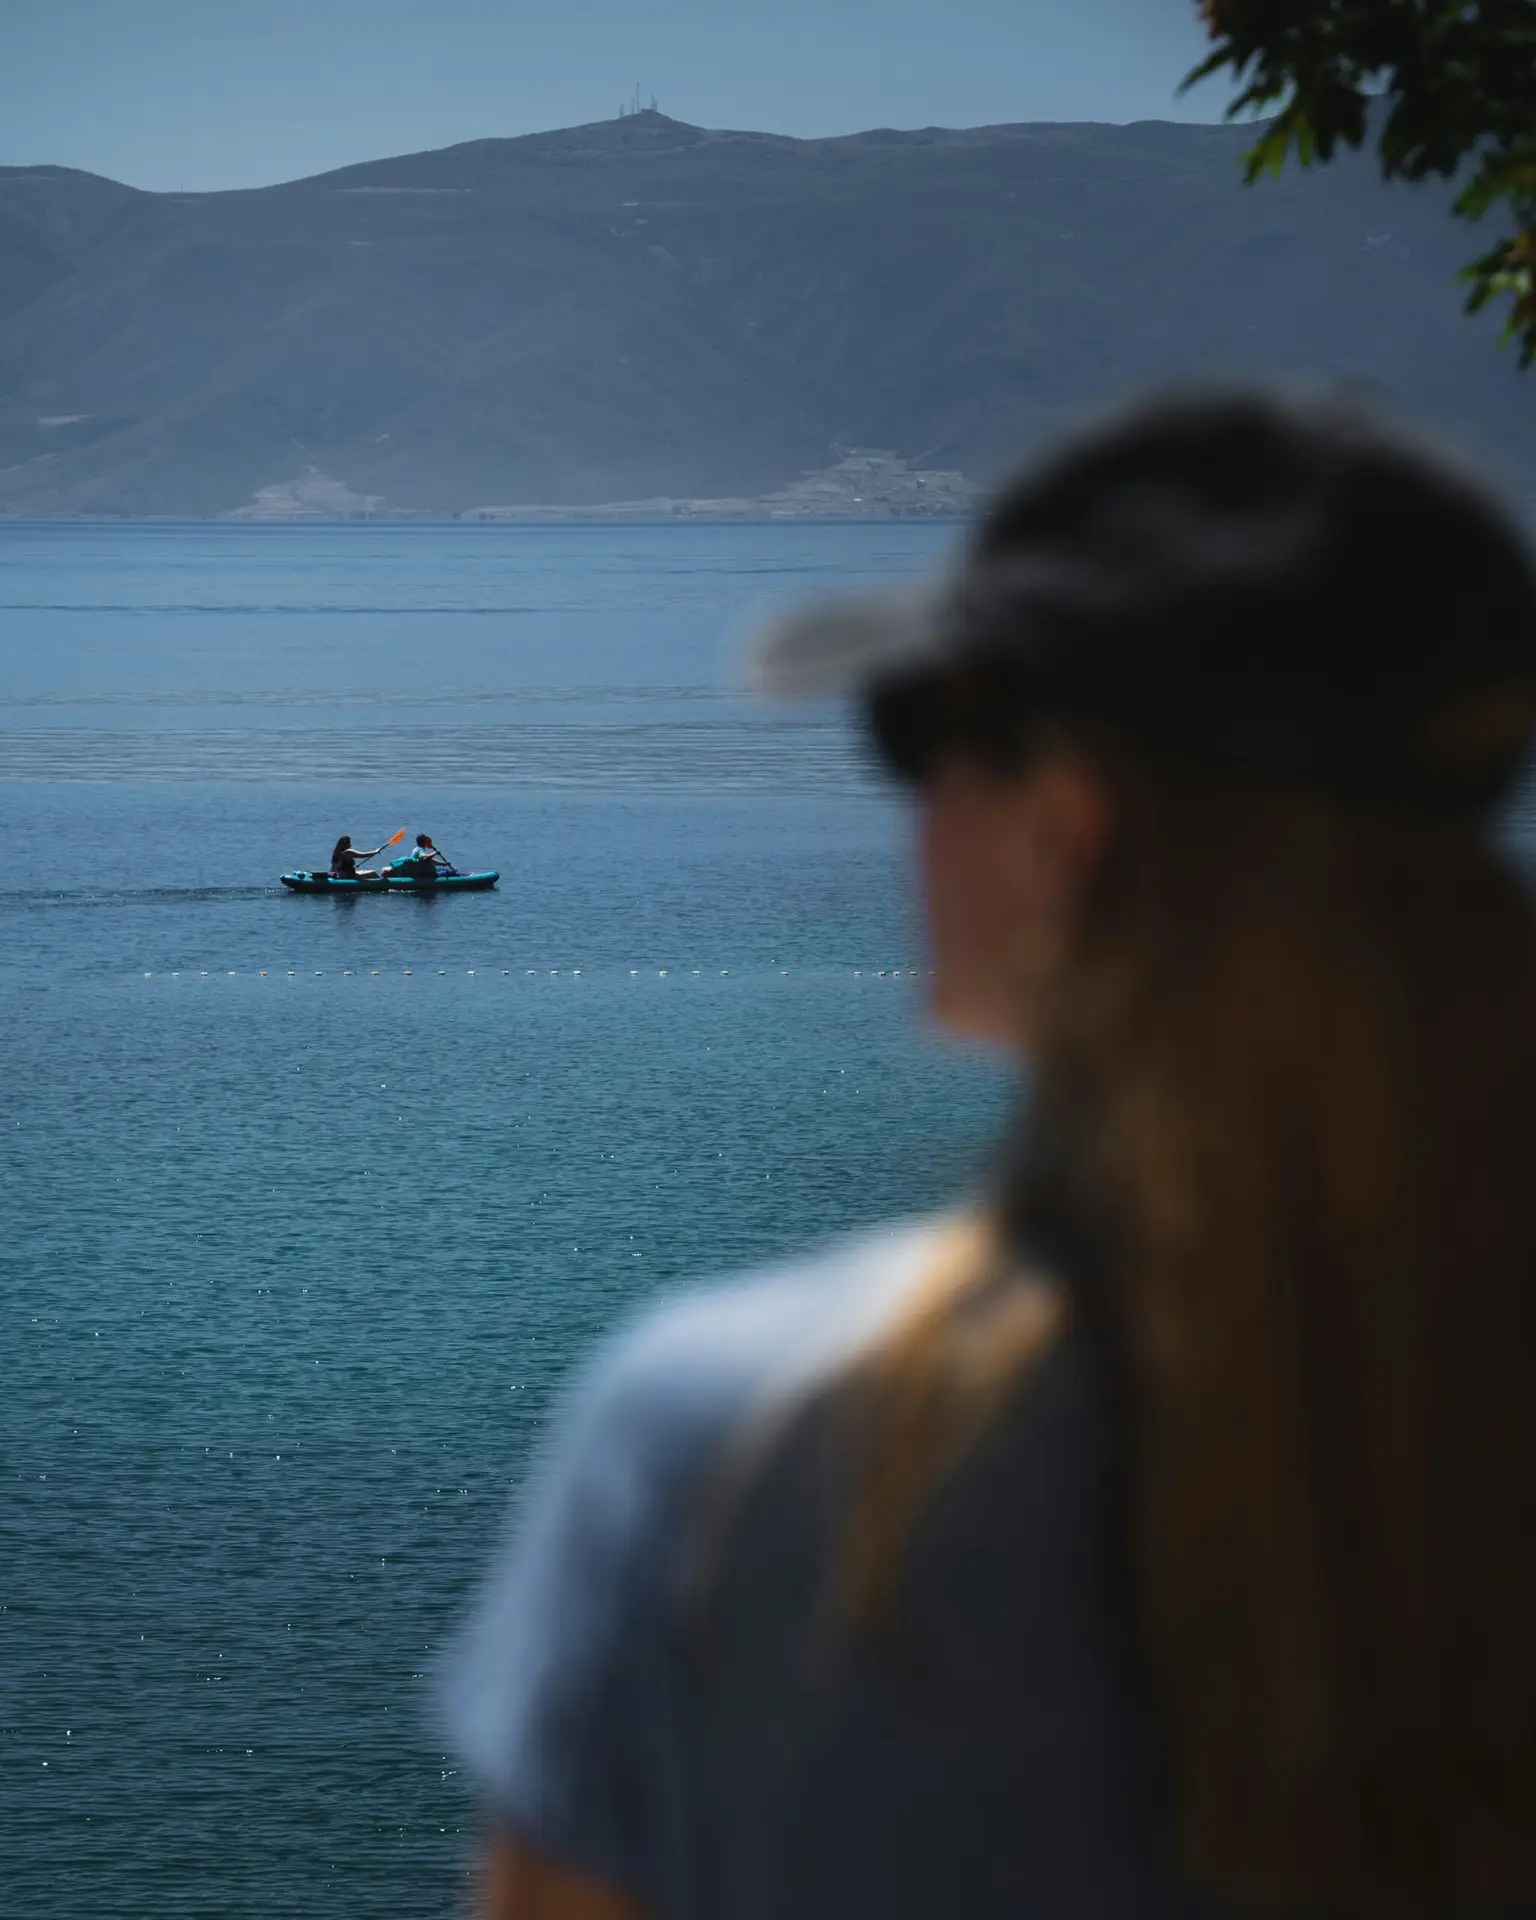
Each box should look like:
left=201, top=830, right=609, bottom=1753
left=2, top=521, right=1010, bottom=1916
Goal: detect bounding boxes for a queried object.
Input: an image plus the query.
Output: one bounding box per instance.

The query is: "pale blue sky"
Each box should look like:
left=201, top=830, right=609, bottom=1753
left=1, top=0, right=1228, bottom=191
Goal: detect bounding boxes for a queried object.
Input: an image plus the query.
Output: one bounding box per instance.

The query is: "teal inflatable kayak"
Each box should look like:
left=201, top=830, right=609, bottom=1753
left=280, top=870, right=499, bottom=893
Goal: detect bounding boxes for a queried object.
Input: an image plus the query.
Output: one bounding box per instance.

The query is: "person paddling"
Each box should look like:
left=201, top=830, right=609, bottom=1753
left=329, top=834, right=386, bottom=880
left=390, top=833, right=456, bottom=879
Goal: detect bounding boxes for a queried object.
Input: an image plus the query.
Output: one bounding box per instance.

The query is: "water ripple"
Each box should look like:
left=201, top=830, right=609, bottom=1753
left=0, top=722, right=876, bottom=790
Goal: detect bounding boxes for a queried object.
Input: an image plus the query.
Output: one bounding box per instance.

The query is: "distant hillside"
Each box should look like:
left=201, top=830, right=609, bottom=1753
left=0, top=112, right=1531, bottom=517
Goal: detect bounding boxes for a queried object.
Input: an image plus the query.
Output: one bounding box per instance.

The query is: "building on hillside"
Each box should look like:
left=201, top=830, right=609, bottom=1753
left=760, top=448, right=980, bottom=518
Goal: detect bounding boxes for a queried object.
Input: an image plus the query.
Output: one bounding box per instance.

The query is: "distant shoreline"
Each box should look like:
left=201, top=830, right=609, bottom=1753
left=0, top=509, right=973, bottom=528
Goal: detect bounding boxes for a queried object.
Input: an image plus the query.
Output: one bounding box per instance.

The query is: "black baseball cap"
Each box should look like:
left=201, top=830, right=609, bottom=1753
left=752, top=389, right=1536, bottom=814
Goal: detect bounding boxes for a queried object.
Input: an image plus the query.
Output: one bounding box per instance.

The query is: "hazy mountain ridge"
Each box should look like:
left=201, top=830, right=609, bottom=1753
left=0, top=111, right=1530, bottom=517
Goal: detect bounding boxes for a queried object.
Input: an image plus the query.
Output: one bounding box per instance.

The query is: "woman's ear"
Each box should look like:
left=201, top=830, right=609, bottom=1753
left=1015, top=750, right=1115, bottom=917
left=921, top=747, right=1114, bottom=1047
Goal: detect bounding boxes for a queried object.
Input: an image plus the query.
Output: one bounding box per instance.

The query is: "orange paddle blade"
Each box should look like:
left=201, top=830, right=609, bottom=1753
left=382, top=829, right=406, bottom=848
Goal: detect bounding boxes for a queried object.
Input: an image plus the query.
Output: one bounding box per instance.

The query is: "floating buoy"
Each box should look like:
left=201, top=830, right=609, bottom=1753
left=371, top=970, right=379, bottom=977
left=287, top=971, right=295, bottom=978
left=466, top=970, right=475, bottom=976
left=501, top=969, right=509, bottom=976
left=692, top=968, right=700, bottom=975
left=343, top=970, right=353, bottom=977
left=630, top=969, right=639, bottom=976
left=437, top=969, right=446, bottom=976
left=143, top=972, right=152, bottom=978
left=572, top=969, right=581, bottom=976
left=659, top=969, right=668, bottom=976
left=314, top=971, right=322, bottom=977
left=403, top=970, right=412, bottom=976
left=228, top=970, right=237, bottom=977
left=260, top=971, right=269, bottom=977
left=550, top=970, right=559, bottom=976
left=720, top=970, right=729, bottom=976
left=526, top=969, right=536, bottom=976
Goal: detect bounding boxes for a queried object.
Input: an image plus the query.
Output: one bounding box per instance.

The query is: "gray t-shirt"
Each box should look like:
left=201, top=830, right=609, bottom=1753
left=443, top=1220, right=1195, bottom=1919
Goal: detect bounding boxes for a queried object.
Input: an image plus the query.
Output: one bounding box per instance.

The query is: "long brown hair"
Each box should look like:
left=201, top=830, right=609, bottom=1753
left=852, top=745, right=1536, bottom=1913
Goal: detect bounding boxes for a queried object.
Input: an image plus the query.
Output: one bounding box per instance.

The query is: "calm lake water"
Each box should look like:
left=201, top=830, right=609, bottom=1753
left=2, top=521, right=1011, bottom=1917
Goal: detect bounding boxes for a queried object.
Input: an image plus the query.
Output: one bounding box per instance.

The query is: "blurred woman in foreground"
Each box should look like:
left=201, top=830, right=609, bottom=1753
left=446, top=390, right=1536, bottom=1920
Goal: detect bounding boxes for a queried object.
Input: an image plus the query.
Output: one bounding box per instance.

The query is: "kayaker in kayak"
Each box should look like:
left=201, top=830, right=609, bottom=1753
left=388, top=833, right=457, bottom=879
left=329, top=834, right=386, bottom=880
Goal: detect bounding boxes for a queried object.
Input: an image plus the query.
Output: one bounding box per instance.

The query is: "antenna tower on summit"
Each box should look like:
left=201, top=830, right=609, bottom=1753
left=618, top=85, right=659, bottom=117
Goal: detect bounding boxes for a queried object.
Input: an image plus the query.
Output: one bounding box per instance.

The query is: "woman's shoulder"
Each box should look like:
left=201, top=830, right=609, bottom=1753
left=443, top=1215, right=1118, bottom=1890
left=441, top=1219, right=958, bottom=1817
left=564, top=1217, right=951, bottom=1474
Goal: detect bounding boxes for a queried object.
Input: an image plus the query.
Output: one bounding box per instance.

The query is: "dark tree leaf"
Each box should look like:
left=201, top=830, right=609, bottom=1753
left=1186, top=0, right=1536, bottom=364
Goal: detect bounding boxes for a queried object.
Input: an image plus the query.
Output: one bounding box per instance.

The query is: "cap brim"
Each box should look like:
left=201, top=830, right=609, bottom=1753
left=747, top=584, right=949, bottom=700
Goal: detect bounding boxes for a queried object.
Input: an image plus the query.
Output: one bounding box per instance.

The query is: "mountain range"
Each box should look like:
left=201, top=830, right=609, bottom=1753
left=0, top=109, right=1531, bottom=517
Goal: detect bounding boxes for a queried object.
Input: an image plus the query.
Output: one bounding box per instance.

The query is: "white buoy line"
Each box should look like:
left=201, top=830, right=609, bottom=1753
left=138, top=966, right=932, bottom=980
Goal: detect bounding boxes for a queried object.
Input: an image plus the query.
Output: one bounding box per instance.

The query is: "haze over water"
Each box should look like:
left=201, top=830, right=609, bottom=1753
left=2, top=520, right=1010, bottom=1917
